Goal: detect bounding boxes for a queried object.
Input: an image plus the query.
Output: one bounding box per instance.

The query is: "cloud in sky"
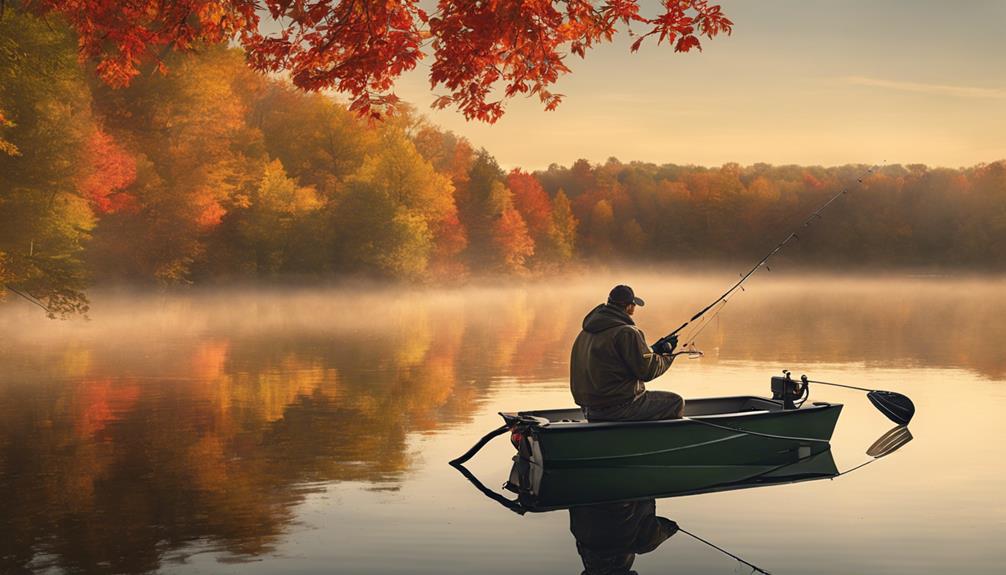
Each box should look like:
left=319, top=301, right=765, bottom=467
left=843, top=76, right=1006, bottom=99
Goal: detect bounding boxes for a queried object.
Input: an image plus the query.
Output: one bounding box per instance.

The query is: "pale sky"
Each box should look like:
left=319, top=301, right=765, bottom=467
left=383, top=0, right=1006, bottom=170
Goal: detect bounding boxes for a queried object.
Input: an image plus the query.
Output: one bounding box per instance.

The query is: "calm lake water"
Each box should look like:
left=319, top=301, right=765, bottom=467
left=1, top=274, right=1004, bottom=574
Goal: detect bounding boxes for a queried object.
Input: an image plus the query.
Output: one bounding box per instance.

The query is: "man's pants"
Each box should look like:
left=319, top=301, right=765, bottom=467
left=583, top=391, right=685, bottom=422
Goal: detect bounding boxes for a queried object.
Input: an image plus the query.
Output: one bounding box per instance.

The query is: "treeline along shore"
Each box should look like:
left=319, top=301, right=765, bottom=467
left=2, top=11, right=1005, bottom=315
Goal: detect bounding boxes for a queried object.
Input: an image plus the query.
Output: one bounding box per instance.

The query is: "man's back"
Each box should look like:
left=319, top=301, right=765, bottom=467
left=569, top=303, right=672, bottom=410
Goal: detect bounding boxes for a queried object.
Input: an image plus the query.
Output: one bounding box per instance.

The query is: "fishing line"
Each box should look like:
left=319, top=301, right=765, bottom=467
left=679, top=298, right=728, bottom=352
left=677, top=527, right=772, bottom=574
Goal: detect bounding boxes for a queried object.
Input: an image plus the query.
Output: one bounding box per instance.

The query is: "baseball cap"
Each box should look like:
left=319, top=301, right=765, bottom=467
left=607, top=284, right=645, bottom=307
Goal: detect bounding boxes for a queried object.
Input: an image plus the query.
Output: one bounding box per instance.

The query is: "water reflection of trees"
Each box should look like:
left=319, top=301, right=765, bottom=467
left=1, top=279, right=1004, bottom=571
left=0, top=291, right=577, bottom=572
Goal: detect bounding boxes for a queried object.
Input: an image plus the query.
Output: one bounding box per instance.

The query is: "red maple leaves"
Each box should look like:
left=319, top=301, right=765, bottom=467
left=23, top=1, right=731, bottom=121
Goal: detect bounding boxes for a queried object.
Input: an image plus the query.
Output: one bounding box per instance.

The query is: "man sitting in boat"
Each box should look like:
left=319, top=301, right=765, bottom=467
left=570, top=285, right=683, bottom=421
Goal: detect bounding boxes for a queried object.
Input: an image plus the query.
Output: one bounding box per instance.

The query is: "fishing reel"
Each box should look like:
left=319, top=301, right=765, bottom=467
left=772, top=370, right=810, bottom=409
left=652, top=335, right=705, bottom=359
left=651, top=334, right=678, bottom=355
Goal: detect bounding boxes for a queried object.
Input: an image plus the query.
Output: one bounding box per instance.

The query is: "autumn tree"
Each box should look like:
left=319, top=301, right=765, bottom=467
left=0, top=12, right=98, bottom=316
left=21, top=0, right=732, bottom=121
left=487, top=182, right=535, bottom=272
left=585, top=198, right=616, bottom=258
left=329, top=129, right=457, bottom=278
left=77, top=130, right=137, bottom=214
left=409, top=125, right=474, bottom=276
left=413, top=125, right=475, bottom=192
left=958, top=162, right=1006, bottom=265
left=201, top=159, right=321, bottom=277
left=88, top=45, right=268, bottom=282
left=252, top=84, right=376, bottom=197
left=507, top=169, right=554, bottom=241
left=549, top=189, right=579, bottom=263
left=455, top=150, right=504, bottom=265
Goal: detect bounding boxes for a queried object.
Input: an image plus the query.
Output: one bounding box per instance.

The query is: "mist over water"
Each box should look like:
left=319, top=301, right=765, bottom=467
left=5, top=272, right=1006, bottom=379
left=1, top=272, right=1004, bottom=573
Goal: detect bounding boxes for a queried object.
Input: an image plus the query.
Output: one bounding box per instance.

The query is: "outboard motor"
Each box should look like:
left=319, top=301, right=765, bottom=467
left=772, top=370, right=809, bottom=409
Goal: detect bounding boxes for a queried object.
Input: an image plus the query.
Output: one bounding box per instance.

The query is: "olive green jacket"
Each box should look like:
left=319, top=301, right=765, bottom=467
left=569, top=303, right=674, bottom=409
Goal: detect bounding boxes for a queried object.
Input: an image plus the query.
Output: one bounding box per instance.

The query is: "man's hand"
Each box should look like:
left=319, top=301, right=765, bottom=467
left=651, top=335, right=679, bottom=356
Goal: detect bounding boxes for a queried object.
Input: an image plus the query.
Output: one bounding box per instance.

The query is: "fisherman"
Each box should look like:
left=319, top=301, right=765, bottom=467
left=570, top=285, right=683, bottom=421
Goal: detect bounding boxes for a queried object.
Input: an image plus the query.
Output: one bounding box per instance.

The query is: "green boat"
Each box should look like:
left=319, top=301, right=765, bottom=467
left=501, top=395, right=843, bottom=468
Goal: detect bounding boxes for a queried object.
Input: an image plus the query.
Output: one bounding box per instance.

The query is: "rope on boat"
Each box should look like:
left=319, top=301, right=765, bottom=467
left=448, top=423, right=527, bottom=515
left=448, top=424, right=510, bottom=466
left=449, top=459, right=527, bottom=515
left=686, top=418, right=830, bottom=444
left=806, top=379, right=873, bottom=393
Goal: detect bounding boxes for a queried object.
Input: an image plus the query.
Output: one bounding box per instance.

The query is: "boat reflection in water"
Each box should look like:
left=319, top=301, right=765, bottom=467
left=454, top=426, right=911, bottom=574
left=505, top=446, right=841, bottom=512
left=516, top=449, right=840, bottom=574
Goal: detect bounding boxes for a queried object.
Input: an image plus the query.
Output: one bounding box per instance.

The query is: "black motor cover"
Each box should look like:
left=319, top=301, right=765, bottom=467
left=771, top=375, right=805, bottom=409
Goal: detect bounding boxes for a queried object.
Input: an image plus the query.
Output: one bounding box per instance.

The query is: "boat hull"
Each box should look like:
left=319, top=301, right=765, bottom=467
left=502, top=396, right=843, bottom=468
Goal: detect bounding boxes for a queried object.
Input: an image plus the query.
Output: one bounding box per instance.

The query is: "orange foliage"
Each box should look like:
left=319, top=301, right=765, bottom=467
left=492, top=207, right=535, bottom=271
left=78, top=130, right=137, bottom=213
left=430, top=211, right=469, bottom=277
left=26, top=1, right=731, bottom=121
left=507, top=169, right=553, bottom=239
left=803, top=171, right=824, bottom=189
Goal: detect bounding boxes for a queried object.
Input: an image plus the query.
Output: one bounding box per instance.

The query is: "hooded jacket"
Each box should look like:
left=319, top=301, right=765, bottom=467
left=570, top=303, right=673, bottom=409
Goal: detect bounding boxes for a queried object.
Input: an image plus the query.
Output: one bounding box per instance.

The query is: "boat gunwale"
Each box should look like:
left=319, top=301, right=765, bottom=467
left=501, top=396, right=843, bottom=433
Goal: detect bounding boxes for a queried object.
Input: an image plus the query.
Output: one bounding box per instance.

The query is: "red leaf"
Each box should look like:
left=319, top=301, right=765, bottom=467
left=675, top=35, right=701, bottom=52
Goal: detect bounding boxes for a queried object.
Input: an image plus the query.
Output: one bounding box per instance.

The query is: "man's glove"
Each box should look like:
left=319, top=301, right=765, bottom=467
left=651, top=335, right=678, bottom=356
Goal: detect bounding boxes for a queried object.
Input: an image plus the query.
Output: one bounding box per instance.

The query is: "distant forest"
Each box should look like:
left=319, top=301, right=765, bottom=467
left=2, top=12, right=1005, bottom=315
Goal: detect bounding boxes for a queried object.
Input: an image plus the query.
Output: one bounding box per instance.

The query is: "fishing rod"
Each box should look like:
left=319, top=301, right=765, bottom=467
left=652, top=164, right=879, bottom=356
